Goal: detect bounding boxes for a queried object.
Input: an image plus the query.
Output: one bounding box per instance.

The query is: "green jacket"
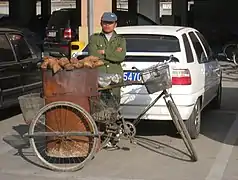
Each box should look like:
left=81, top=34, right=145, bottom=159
left=88, top=31, right=126, bottom=75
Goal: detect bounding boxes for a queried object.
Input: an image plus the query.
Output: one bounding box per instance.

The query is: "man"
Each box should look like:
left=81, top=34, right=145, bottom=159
left=88, top=12, right=126, bottom=103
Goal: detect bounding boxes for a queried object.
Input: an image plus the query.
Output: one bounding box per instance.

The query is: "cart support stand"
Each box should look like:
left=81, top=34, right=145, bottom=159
left=130, top=89, right=198, bottom=161
left=163, top=93, right=198, bottom=161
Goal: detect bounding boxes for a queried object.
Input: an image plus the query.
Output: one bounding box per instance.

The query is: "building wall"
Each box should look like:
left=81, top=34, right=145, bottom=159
left=79, top=0, right=112, bottom=44
left=138, top=0, right=159, bottom=23
left=0, top=1, right=188, bottom=18
left=0, top=1, right=76, bottom=15
left=0, top=0, right=193, bottom=43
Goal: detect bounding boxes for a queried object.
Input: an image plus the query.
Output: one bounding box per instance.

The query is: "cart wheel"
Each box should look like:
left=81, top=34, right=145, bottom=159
left=28, top=101, right=99, bottom=172
left=167, top=100, right=198, bottom=162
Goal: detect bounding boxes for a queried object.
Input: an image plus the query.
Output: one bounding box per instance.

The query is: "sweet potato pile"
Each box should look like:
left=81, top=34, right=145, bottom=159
left=41, top=56, right=104, bottom=73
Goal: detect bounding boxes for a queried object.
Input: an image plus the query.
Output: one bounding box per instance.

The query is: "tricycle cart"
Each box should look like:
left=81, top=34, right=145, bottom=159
left=18, top=55, right=198, bottom=172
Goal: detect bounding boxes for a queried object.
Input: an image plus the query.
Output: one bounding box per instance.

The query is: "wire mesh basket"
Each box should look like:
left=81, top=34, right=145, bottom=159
left=141, top=63, right=172, bottom=94
left=18, top=93, right=45, bottom=125
left=89, top=90, right=120, bottom=124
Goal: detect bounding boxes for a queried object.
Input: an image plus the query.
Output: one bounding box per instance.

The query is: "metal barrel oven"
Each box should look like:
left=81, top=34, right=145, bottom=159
left=42, top=68, right=99, bottom=158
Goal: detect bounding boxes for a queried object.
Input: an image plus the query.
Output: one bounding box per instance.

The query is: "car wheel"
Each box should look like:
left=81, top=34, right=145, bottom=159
left=210, top=82, right=222, bottom=109
left=185, top=99, right=201, bottom=139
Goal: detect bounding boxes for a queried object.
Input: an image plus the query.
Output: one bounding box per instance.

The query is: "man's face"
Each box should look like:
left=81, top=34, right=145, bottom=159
left=101, top=21, right=117, bottom=33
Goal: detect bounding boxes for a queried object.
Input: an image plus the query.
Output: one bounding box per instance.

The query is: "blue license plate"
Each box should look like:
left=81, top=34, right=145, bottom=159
left=123, top=71, right=142, bottom=81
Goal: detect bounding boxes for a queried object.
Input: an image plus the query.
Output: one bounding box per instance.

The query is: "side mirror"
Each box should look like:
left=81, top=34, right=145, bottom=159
left=217, top=52, right=226, bottom=57
left=211, top=53, right=226, bottom=61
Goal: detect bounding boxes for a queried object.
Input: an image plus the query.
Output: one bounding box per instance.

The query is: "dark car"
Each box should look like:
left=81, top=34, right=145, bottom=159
left=0, top=28, right=42, bottom=108
left=43, top=8, right=157, bottom=57
left=0, top=15, right=44, bottom=58
left=0, top=13, right=46, bottom=44
left=19, top=28, right=44, bottom=59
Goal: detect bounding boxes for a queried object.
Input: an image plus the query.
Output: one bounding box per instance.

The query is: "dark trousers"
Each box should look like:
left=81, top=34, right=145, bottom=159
left=111, top=87, right=121, bottom=105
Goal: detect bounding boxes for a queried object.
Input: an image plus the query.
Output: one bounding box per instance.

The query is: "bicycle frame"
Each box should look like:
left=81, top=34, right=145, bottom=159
left=98, top=81, right=171, bottom=127
left=98, top=81, right=198, bottom=161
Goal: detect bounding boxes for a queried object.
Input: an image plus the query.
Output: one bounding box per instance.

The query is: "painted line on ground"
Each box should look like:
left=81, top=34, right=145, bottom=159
left=205, top=113, right=238, bottom=180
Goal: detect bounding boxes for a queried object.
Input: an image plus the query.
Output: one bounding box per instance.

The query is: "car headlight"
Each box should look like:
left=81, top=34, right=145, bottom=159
left=98, top=73, right=122, bottom=87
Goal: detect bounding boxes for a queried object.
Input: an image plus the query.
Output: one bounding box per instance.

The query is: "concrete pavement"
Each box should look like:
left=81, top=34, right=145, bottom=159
left=0, top=62, right=238, bottom=180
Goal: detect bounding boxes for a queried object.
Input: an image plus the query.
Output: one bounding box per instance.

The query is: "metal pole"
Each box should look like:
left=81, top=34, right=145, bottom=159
left=87, top=0, right=94, bottom=39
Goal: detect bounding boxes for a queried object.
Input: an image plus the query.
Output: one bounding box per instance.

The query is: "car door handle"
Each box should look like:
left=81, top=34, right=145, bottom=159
left=21, top=65, right=28, bottom=69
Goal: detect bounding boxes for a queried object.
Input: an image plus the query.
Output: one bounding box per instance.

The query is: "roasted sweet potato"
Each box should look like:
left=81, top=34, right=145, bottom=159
left=83, top=60, right=94, bottom=68
left=94, top=59, right=104, bottom=67
left=43, top=56, right=51, bottom=62
left=79, top=56, right=101, bottom=68
left=52, top=63, right=62, bottom=73
left=41, top=55, right=104, bottom=71
left=41, top=56, right=57, bottom=69
left=41, top=61, right=48, bottom=69
left=89, top=56, right=99, bottom=63
left=64, top=63, right=74, bottom=71
left=58, top=57, right=70, bottom=67
left=70, top=57, right=79, bottom=64
left=72, top=62, right=84, bottom=69
left=47, top=57, right=58, bottom=68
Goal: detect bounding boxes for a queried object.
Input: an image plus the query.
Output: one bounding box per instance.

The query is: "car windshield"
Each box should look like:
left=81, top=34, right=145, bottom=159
left=47, top=9, right=80, bottom=28
left=82, top=34, right=180, bottom=53
left=47, top=11, right=71, bottom=28
left=123, top=34, right=180, bottom=52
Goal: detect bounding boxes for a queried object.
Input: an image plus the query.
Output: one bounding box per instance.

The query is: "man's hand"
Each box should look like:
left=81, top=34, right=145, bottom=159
left=116, top=47, right=123, bottom=52
left=97, top=50, right=105, bottom=55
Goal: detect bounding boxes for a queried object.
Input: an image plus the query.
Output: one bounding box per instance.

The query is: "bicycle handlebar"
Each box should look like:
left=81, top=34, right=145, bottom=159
left=98, top=81, right=143, bottom=91
left=98, top=55, right=176, bottom=91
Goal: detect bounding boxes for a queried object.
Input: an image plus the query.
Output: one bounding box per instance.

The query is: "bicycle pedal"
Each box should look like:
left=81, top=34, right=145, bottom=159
left=130, top=138, right=137, bottom=145
left=105, top=145, right=120, bottom=151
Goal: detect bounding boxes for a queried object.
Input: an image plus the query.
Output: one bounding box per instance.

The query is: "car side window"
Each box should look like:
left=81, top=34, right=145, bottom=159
left=182, top=33, right=194, bottom=63
left=8, top=34, right=32, bottom=61
left=195, top=32, right=213, bottom=59
left=0, top=34, right=15, bottom=62
left=188, top=32, right=207, bottom=63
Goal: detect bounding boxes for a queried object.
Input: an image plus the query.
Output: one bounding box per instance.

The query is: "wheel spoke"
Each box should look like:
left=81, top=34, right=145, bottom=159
left=29, top=101, right=99, bottom=172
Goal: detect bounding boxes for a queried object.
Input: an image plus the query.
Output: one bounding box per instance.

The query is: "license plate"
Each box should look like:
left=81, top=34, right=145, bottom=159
left=48, top=31, right=56, bottom=37
left=123, top=71, right=142, bottom=81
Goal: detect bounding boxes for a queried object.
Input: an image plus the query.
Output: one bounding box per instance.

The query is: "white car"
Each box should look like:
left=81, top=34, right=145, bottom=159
left=115, top=26, right=222, bottom=139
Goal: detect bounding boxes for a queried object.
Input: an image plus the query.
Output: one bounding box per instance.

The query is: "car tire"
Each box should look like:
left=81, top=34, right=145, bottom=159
left=185, top=99, right=201, bottom=139
left=210, top=81, right=222, bottom=109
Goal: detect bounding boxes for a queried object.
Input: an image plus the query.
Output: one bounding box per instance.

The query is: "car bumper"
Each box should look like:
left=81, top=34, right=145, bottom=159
left=43, top=42, right=69, bottom=57
left=120, top=93, right=198, bottom=120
